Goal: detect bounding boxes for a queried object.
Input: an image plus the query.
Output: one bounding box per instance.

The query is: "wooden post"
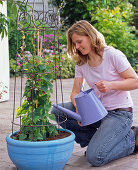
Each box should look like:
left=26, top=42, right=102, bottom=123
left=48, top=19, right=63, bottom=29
left=37, top=30, right=39, bottom=56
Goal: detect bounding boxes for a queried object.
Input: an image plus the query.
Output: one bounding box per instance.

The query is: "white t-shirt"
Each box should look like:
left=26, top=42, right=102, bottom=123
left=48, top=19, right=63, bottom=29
left=75, top=46, right=133, bottom=110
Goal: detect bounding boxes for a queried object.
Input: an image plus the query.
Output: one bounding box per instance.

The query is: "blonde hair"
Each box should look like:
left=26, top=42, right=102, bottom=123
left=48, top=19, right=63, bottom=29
left=67, top=20, right=106, bottom=65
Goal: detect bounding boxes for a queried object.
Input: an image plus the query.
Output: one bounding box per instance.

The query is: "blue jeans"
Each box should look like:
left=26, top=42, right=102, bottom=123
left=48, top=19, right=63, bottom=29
left=51, top=102, right=135, bottom=166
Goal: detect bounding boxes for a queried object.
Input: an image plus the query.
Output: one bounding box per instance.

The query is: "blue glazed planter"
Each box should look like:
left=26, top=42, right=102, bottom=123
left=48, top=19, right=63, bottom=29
left=6, top=129, right=75, bottom=170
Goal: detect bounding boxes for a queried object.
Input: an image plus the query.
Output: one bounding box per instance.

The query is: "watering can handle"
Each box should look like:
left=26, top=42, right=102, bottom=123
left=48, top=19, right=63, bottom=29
left=79, top=82, right=85, bottom=93
left=79, top=82, right=104, bottom=101
left=92, top=84, right=104, bottom=102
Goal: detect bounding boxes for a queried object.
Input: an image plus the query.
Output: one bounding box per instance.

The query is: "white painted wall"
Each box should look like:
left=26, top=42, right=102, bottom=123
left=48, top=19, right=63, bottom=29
left=28, top=0, right=55, bottom=12
left=0, top=1, right=9, bottom=102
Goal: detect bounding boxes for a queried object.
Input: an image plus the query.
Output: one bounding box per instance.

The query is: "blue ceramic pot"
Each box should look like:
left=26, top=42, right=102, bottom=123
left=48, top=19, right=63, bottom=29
left=6, top=129, right=75, bottom=170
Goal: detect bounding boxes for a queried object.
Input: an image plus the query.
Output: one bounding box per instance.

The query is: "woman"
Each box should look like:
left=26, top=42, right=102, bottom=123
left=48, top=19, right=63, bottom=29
left=51, top=20, right=138, bottom=166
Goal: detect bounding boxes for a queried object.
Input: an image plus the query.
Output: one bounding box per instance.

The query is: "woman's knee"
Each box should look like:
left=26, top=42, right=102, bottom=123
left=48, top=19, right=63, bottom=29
left=86, top=145, right=106, bottom=167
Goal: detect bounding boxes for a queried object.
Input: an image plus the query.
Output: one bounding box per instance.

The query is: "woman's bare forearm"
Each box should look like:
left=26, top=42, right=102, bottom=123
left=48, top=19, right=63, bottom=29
left=70, top=92, right=78, bottom=108
left=111, top=78, right=138, bottom=91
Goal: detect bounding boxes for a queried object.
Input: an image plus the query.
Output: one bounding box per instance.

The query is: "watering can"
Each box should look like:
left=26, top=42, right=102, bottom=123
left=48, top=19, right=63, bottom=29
left=53, top=86, right=108, bottom=126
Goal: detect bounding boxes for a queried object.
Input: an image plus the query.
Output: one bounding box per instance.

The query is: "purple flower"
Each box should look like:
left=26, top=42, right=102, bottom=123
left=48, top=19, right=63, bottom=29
left=50, top=46, right=54, bottom=49
left=18, top=63, right=22, bottom=67
left=47, top=60, right=50, bottom=63
left=37, top=79, right=41, bottom=82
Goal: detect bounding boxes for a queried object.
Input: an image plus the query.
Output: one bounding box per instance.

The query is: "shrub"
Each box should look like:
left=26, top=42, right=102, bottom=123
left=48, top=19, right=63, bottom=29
left=56, top=54, right=75, bottom=79
left=91, top=4, right=138, bottom=69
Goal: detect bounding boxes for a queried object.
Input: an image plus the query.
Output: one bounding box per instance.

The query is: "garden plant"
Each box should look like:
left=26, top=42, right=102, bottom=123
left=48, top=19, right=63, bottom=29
left=14, top=27, right=72, bottom=141
left=52, top=0, right=138, bottom=71
left=91, top=4, right=138, bottom=71
left=6, top=1, right=75, bottom=169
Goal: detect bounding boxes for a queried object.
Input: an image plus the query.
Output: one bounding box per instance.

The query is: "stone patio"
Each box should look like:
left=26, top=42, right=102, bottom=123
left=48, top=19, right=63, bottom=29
left=0, top=77, right=138, bottom=170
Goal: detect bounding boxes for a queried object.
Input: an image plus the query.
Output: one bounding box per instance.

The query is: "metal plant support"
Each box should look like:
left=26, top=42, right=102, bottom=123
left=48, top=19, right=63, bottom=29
left=12, top=0, right=67, bottom=140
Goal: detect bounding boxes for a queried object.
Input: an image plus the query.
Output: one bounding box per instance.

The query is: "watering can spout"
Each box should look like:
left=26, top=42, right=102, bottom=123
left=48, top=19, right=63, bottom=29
left=53, top=104, right=82, bottom=122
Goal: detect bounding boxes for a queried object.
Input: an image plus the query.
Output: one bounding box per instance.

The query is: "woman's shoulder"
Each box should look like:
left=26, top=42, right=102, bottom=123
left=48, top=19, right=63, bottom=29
left=75, top=63, right=87, bottom=70
left=103, top=46, right=130, bottom=71
left=104, top=46, right=126, bottom=59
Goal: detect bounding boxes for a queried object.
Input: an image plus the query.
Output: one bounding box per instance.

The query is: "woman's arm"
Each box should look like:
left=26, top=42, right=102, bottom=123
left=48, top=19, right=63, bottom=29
left=70, top=77, right=83, bottom=109
left=129, top=78, right=138, bottom=89
left=96, top=67, right=138, bottom=92
left=71, top=77, right=83, bottom=126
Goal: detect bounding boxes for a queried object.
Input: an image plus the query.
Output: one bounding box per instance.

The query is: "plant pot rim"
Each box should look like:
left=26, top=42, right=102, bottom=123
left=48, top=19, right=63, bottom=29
left=6, top=128, right=75, bottom=147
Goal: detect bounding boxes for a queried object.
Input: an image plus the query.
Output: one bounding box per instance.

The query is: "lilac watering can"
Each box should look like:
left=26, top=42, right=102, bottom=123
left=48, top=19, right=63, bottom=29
left=53, top=86, right=108, bottom=126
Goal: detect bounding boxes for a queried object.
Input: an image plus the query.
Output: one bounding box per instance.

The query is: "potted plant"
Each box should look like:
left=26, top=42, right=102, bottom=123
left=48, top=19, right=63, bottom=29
left=6, top=2, right=75, bottom=169
left=6, top=53, right=75, bottom=170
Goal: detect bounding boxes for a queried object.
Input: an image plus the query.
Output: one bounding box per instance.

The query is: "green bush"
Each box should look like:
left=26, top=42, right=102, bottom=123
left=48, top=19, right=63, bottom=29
left=7, top=1, right=34, bottom=60
left=9, top=58, right=21, bottom=77
left=91, top=4, right=138, bottom=70
left=53, top=0, right=134, bottom=28
left=59, top=31, right=67, bottom=46
left=56, top=54, right=75, bottom=79
left=52, top=0, right=91, bottom=28
left=7, top=0, right=75, bottom=78
left=11, top=31, right=75, bottom=79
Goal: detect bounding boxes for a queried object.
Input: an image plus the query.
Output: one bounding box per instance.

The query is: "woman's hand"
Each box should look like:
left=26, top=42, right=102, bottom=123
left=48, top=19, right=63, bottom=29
left=78, top=121, right=82, bottom=126
left=96, top=80, right=112, bottom=93
left=76, top=107, right=82, bottom=126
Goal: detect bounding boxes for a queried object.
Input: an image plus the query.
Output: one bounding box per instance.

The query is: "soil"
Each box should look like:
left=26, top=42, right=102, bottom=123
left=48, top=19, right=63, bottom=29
left=11, top=130, right=71, bottom=141
left=46, top=131, right=71, bottom=141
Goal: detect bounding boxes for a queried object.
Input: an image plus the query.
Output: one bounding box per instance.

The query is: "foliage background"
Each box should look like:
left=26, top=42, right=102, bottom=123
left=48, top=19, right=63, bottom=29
left=53, top=0, right=138, bottom=72
left=0, top=0, right=138, bottom=76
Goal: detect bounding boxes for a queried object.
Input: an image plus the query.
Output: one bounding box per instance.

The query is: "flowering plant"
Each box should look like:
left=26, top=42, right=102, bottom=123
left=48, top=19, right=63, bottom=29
left=15, top=54, right=59, bottom=141
left=13, top=27, right=74, bottom=141
left=14, top=30, right=62, bottom=141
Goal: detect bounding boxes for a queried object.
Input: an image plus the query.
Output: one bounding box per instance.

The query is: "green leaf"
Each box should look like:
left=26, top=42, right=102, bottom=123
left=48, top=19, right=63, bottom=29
left=16, top=107, right=22, bottom=117
left=49, top=114, right=56, bottom=121
left=41, top=85, right=48, bottom=92
left=43, top=75, right=50, bottom=81
left=48, top=126, right=58, bottom=137
left=0, top=1, right=3, bottom=5
left=38, top=64, right=46, bottom=71
left=33, top=116, right=40, bottom=123
left=29, top=134, right=33, bottom=141
left=19, top=133, right=27, bottom=141
left=12, top=136, right=17, bottom=140
left=37, top=133, right=44, bottom=140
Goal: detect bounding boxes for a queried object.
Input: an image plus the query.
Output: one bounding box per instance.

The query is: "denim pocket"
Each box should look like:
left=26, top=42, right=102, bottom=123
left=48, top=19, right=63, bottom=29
left=118, top=111, right=133, bottom=128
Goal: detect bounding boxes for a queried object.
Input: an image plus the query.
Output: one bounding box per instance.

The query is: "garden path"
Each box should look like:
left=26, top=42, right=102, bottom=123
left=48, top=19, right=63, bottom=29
left=0, top=77, right=138, bottom=170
